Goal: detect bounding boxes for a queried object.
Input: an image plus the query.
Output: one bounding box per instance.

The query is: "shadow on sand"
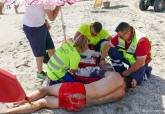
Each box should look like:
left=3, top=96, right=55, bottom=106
left=90, top=5, right=128, bottom=13
left=102, top=5, right=128, bottom=10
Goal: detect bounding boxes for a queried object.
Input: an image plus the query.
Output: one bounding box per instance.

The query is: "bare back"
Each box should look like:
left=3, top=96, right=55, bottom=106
left=85, top=71, right=124, bottom=100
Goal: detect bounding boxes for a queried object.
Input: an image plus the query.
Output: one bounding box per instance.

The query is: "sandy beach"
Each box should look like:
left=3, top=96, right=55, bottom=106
left=0, top=0, right=165, bottom=113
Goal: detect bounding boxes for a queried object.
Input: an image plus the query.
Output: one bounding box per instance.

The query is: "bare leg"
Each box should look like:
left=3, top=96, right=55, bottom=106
left=48, top=49, right=55, bottom=57
left=4, top=96, right=59, bottom=114
left=85, top=71, right=124, bottom=102
left=36, top=57, right=44, bottom=73
left=14, top=4, right=19, bottom=14
left=15, top=84, right=61, bottom=106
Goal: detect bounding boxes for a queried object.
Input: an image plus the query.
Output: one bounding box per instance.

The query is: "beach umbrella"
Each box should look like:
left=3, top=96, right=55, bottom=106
left=3, top=0, right=15, bottom=5
left=26, top=0, right=79, bottom=41
left=0, top=68, right=26, bottom=103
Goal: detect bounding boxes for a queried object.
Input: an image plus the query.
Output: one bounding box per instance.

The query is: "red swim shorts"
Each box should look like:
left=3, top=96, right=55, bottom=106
left=58, top=82, right=86, bottom=111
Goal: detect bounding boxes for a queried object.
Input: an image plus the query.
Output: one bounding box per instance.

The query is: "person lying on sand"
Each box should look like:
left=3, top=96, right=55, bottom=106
left=3, top=71, right=126, bottom=113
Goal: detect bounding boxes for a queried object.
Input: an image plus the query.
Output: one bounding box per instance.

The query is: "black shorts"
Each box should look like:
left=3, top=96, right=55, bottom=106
left=23, top=24, right=55, bottom=57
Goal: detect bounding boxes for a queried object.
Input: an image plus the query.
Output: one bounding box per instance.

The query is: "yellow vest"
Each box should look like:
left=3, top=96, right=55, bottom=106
left=47, top=41, right=80, bottom=81
left=117, top=30, right=148, bottom=65
left=78, top=23, right=110, bottom=45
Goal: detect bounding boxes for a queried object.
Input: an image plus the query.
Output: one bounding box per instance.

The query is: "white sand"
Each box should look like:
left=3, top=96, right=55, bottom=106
left=0, top=0, right=165, bottom=113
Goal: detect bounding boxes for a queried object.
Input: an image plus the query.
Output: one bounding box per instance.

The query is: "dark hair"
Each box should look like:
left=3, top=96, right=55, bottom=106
left=92, top=22, right=102, bottom=33
left=115, top=22, right=131, bottom=33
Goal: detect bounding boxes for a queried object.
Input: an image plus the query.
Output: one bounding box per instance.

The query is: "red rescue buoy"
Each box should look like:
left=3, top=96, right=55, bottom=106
left=0, top=68, right=26, bottom=103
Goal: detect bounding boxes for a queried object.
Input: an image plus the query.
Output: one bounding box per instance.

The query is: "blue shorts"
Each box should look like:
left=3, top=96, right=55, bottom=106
left=109, top=47, right=151, bottom=85
left=49, top=73, right=76, bottom=86
left=23, top=24, right=55, bottom=57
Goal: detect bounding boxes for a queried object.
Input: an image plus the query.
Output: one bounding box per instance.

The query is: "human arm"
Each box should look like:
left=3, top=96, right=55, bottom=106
left=122, top=59, right=144, bottom=88
left=99, top=41, right=114, bottom=66
left=46, top=6, right=60, bottom=21
left=121, top=57, right=146, bottom=77
left=121, top=59, right=144, bottom=88
left=45, top=19, right=51, bottom=30
left=121, top=37, right=151, bottom=77
left=99, top=37, right=116, bottom=67
left=121, top=38, right=151, bottom=87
